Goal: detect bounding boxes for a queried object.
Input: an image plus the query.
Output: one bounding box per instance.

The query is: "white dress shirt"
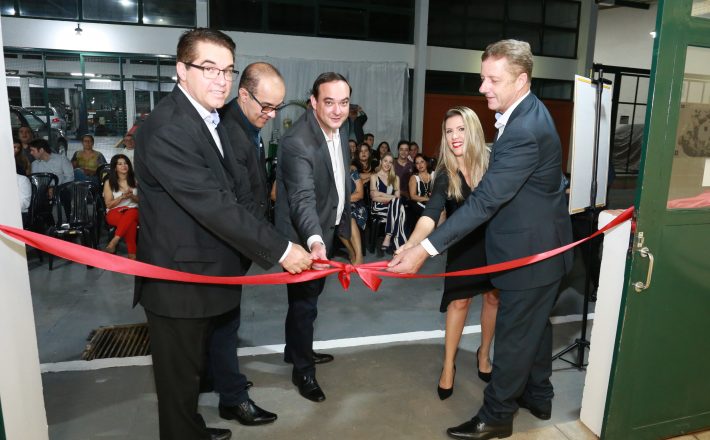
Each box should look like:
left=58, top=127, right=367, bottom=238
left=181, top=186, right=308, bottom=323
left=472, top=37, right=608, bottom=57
left=306, top=125, right=346, bottom=251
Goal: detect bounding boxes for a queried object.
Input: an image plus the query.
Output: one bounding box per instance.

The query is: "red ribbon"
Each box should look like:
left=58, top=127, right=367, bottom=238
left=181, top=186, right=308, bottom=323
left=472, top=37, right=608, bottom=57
left=0, top=207, right=633, bottom=292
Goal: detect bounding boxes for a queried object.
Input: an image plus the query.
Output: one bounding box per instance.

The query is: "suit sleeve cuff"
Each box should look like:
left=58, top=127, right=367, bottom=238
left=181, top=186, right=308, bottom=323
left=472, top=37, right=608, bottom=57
left=307, top=235, right=325, bottom=251
left=420, top=239, right=439, bottom=257
left=278, top=242, right=293, bottom=263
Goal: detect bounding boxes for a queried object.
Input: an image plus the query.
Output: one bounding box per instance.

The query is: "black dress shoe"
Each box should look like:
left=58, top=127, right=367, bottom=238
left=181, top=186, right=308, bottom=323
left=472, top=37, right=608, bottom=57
left=446, top=416, right=512, bottom=440
left=219, top=399, right=277, bottom=425
left=312, top=351, right=334, bottom=364
left=476, top=347, right=492, bottom=383
left=284, top=351, right=334, bottom=364
left=206, top=427, right=232, bottom=440
left=291, top=373, right=326, bottom=402
left=516, top=397, right=551, bottom=420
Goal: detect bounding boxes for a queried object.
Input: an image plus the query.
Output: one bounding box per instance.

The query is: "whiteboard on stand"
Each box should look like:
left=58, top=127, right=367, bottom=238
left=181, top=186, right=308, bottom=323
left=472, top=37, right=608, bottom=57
left=569, top=75, right=613, bottom=214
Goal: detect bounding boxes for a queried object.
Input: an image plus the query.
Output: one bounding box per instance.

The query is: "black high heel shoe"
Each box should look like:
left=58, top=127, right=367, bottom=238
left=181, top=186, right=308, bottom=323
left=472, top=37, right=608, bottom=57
left=476, top=347, right=492, bottom=383
left=437, top=365, right=456, bottom=400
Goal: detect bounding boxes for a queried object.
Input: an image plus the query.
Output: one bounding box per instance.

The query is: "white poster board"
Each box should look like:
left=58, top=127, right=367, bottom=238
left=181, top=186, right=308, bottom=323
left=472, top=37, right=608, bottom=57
left=569, top=75, right=612, bottom=214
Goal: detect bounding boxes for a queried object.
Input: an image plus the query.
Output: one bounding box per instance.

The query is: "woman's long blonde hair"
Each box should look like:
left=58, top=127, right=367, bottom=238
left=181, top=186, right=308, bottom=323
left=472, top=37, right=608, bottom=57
left=435, top=106, right=489, bottom=201
left=375, top=151, right=397, bottom=188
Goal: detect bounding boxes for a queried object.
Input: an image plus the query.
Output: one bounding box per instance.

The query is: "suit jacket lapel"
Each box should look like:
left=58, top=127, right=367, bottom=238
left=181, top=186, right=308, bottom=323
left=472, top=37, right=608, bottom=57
left=307, top=111, right=336, bottom=184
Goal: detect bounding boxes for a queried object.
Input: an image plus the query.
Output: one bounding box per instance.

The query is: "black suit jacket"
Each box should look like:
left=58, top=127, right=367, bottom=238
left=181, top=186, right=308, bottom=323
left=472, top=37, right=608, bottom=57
left=428, top=93, right=573, bottom=290
left=274, top=109, right=351, bottom=250
left=220, top=100, right=270, bottom=220
left=133, top=86, right=288, bottom=318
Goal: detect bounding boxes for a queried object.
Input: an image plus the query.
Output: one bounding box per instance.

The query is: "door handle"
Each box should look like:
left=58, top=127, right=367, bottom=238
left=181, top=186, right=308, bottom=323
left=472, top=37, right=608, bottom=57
left=633, top=247, right=655, bottom=293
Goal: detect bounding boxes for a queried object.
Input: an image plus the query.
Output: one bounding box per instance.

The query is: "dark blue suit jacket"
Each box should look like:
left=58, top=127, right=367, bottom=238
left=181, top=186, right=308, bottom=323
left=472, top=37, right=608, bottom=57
left=428, top=93, right=573, bottom=290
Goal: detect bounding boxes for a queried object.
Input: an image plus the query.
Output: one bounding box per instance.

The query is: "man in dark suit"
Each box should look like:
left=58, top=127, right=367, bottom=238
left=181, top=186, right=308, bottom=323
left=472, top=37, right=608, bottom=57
left=274, top=72, right=352, bottom=402
left=205, top=62, right=286, bottom=425
left=134, top=29, right=311, bottom=440
left=390, top=39, right=573, bottom=439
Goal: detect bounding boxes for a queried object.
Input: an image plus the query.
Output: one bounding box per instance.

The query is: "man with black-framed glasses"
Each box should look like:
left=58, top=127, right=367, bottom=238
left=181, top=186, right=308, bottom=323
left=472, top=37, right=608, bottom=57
left=205, top=62, right=290, bottom=427
left=135, top=30, right=311, bottom=440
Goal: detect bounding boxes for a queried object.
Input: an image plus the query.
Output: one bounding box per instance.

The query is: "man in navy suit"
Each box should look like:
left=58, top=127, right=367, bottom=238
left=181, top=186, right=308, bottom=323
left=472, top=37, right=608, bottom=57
left=134, top=29, right=311, bottom=440
left=390, top=39, right=573, bottom=439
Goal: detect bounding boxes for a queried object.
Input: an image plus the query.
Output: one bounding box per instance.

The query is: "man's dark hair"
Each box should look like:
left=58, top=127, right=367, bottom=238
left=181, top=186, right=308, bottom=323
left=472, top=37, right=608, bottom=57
left=82, top=134, right=94, bottom=144
left=365, top=133, right=374, bottom=139
left=397, top=139, right=410, bottom=149
left=28, top=138, right=51, bottom=153
left=177, top=28, right=235, bottom=65
left=239, top=62, right=283, bottom=93
left=311, top=72, right=352, bottom=99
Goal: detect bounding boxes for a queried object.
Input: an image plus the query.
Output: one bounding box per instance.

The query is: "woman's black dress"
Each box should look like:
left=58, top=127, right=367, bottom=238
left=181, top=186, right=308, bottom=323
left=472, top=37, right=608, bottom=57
left=421, top=171, right=494, bottom=312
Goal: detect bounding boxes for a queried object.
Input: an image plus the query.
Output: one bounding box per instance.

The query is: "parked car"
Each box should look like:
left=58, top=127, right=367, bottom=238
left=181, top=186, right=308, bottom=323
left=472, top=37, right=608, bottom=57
left=9, top=106, right=68, bottom=155
left=27, top=105, right=68, bottom=131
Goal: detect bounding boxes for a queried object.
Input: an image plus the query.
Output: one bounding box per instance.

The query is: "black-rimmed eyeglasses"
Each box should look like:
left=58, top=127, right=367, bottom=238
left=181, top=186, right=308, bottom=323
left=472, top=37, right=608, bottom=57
left=248, top=90, right=286, bottom=114
left=183, top=62, right=239, bottom=81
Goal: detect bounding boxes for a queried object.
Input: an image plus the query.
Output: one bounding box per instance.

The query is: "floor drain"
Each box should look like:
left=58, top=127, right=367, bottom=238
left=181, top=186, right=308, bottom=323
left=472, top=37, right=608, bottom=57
left=82, top=323, right=151, bottom=360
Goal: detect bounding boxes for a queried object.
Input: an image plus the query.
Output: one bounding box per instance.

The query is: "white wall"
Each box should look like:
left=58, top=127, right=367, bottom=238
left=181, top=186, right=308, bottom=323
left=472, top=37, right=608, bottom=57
left=0, top=18, right=50, bottom=440
left=594, top=4, right=657, bottom=69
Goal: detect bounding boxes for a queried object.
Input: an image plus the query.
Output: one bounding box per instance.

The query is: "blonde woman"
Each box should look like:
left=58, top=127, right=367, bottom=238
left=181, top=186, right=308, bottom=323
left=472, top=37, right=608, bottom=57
left=370, top=152, right=407, bottom=254
left=398, top=106, right=499, bottom=399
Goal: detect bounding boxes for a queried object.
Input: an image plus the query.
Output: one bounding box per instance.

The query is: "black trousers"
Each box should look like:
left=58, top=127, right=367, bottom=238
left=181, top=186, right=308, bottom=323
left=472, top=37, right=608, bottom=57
left=146, top=309, right=216, bottom=440
left=477, top=280, right=561, bottom=424
left=205, top=306, right=250, bottom=406
left=285, top=276, right=326, bottom=377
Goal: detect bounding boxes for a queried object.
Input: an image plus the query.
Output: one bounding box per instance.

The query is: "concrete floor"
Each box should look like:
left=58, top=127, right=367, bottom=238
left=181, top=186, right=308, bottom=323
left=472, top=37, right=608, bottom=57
left=28, top=177, right=643, bottom=439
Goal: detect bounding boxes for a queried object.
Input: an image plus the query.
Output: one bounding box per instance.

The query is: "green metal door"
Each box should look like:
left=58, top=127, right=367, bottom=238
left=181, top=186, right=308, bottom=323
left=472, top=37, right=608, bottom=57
left=603, top=1, right=710, bottom=439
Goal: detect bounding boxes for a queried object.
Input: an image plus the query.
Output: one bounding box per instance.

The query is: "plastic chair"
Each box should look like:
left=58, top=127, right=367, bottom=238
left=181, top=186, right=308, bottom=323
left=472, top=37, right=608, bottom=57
left=26, top=173, right=59, bottom=263
left=47, top=181, right=100, bottom=270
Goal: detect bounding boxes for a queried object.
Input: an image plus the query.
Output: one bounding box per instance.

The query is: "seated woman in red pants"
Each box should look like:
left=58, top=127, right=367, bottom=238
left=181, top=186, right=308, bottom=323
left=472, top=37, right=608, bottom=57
left=103, top=154, right=139, bottom=259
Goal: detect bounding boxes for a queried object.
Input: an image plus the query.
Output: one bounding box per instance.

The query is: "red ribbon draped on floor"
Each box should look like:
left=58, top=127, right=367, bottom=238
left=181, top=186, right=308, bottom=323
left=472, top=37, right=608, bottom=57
left=0, top=207, right=633, bottom=292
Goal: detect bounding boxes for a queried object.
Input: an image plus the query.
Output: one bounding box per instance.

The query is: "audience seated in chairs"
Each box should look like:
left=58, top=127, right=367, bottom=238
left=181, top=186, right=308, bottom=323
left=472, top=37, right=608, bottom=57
left=372, top=141, right=390, bottom=169
left=102, top=154, right=139, bottom=259
left=339, top=168, right=367, bottom=265
left=16, top=166, right=31, bottom=228
left=14, top=138, right=31, bottom=176
left=29, top=138, right=74, bottom=185
left=353, top=143, right=375, bottom=183
left=71, top=134, right=107, bottom=184
left=369, top=152, right=407, bottom=256
left=408, top=153, right=433, bottom=225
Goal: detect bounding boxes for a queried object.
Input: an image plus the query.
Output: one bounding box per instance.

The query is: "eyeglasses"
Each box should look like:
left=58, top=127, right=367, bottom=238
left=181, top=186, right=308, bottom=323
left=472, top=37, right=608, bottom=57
left=248, top=90, right=286, bottom=114
left=183, top=62, right=239, bottom=81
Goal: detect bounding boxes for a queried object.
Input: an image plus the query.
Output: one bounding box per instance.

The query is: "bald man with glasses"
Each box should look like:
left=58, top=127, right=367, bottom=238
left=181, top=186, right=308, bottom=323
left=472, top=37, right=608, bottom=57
left=202, top=62, right=290, bottom=426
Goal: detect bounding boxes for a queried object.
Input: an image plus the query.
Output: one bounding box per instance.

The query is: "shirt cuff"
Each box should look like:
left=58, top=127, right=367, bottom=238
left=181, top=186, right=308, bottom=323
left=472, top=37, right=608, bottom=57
left=307, top=235, right=325, bottom=251
left=278, top=241, right=293, bottom=263
left=420, top=239, right=439, bottom=257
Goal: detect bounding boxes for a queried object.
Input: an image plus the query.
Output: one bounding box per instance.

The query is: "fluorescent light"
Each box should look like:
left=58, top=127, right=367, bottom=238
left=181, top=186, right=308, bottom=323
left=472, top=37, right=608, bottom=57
left=650, top=31, right=657, bottom=38
left=6, top=76, right=19, bottom=80
left=90, top=78, right=112, bottom=83
left=171, top=76, right=177, bottom=81
left=70, top=72, right=95, bottom=77
left=119, top=0, right=133, bottom=6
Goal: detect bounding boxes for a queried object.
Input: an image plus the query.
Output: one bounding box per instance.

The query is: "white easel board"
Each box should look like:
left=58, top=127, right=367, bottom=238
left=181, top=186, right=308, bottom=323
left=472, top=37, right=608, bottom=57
left=569, top=75, right=612, bottom=214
